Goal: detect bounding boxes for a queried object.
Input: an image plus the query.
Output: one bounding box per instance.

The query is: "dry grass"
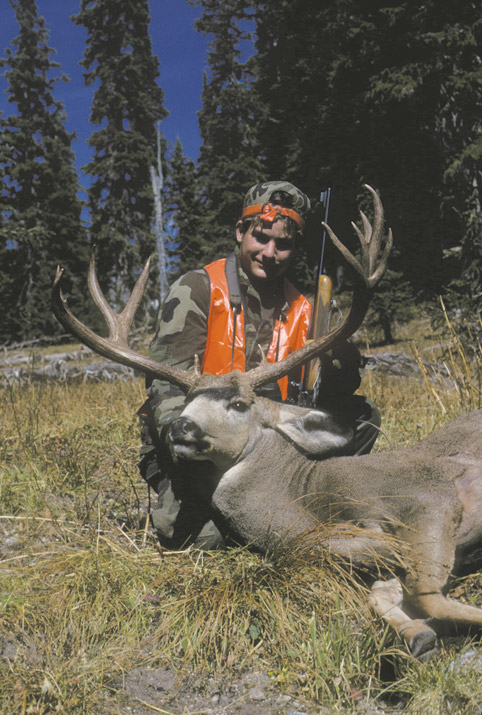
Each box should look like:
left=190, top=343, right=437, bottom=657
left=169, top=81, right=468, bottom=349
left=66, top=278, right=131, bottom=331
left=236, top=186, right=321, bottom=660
left=360, top=305, right=482, bottom=451
left=1, top=314, right=481, bottom=712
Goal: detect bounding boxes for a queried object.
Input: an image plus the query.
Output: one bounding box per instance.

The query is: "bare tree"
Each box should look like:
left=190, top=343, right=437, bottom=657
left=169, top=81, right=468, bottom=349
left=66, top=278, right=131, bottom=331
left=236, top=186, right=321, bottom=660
left=150, top=124, right=169, bottom=304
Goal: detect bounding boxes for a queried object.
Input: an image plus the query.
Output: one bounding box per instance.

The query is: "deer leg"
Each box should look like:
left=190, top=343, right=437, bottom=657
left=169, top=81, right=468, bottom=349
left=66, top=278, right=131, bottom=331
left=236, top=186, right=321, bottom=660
left=321, top=528, right=439, bottom=656
left=400, top=517, right=482, bottom=633
left=405, top=587, right=482, bottom=632
left=369, top=579, right=438, bottom=657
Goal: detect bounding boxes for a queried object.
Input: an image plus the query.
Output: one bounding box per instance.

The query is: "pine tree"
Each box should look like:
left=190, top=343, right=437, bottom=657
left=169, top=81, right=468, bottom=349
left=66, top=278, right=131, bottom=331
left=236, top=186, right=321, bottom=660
left=189, top=0, right=263, bottom=263
left=0, top=0, right=89, bottom=342
left=164, top=137, right=204, bottom=275
left=250, top=1, right=482, bottom=334
left=356, top=0, right=478, bottom=296
left=247, top=1, right=338, bottom=293
left=73, top=0, right=167, bottom=302
left=248, top=1, right=327, bottom=193
left=426, top=2, right=482, bottom=313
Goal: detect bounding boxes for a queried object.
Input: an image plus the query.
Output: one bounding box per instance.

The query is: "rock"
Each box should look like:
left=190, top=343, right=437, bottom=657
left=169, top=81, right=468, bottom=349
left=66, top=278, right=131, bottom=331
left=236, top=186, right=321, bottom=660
left=248, top=684, right=267, bottom=701
left=362, top=351, right=451, bottom=384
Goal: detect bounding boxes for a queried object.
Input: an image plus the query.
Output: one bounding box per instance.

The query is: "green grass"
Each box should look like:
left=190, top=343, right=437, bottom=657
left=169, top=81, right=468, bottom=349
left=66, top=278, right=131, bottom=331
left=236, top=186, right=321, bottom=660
left=0, top=316, right=481, bottom=713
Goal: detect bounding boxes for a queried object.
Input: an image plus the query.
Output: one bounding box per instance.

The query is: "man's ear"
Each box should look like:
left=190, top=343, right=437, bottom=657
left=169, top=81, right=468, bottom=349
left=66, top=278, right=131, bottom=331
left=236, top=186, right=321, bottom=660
left=274, top=408, right=353, bottom=457
left=235, top=220, right=244, bottom=246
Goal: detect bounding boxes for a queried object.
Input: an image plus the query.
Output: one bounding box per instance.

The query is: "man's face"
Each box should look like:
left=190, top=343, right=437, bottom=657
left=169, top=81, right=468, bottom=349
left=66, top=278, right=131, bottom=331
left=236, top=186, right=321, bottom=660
left=236, top=218, right=296, bottom=286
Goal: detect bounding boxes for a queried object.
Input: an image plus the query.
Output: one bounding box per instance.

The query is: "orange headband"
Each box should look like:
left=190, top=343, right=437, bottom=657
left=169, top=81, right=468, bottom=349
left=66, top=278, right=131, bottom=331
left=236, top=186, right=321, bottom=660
left=241, top=202, right=305, bottom=230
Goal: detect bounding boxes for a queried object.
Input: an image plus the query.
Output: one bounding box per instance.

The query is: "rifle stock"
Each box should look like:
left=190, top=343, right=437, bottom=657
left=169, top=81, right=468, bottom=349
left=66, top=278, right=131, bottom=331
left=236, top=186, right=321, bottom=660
left=305, top=272, right=333, bottom=391
left=300, top=187, right=333, bottom=398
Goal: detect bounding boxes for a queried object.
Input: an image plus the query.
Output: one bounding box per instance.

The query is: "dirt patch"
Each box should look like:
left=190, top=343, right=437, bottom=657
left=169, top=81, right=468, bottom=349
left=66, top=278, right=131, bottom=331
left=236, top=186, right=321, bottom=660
left=105, top=667, right=318, bottom=714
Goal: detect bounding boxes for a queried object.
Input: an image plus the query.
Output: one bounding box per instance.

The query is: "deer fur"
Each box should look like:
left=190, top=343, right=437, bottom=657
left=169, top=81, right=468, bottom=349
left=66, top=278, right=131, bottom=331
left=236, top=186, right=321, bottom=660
left=169, top=371, right=482, bottom=657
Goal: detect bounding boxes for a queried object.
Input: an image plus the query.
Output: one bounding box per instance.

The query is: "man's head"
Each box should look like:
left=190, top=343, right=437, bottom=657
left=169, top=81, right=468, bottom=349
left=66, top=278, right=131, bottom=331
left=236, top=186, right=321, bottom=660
left=236, top=181, right=310, bottom=287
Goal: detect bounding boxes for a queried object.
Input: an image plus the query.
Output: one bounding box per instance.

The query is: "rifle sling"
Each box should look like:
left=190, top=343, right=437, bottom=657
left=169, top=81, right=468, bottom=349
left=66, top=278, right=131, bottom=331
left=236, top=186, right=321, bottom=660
left=225, top=252, right=246, bottom=369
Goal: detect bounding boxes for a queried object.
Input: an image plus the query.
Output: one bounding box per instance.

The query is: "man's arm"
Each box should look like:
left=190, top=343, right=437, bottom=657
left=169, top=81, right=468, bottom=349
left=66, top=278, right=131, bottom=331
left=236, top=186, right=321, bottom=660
left=148, top=268, right=211, bottom=428
left=315, top=339, right=362, bottom=402
left=138, top=269, right=211, bottom=493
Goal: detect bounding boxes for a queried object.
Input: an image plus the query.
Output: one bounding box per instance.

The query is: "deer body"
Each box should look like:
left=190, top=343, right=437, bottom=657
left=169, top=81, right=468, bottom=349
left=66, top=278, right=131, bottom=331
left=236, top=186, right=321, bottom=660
left=212, top=432, right=462, bottom=555
left=173, top=379, right=482, bottom=565
left=172, top=386, right=482, bottom=655
left=215, top=412, right=482, bottom=568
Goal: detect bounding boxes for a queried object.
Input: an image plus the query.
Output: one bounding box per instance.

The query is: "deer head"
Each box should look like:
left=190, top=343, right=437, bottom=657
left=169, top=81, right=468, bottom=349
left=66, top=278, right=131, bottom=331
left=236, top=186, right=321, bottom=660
left=168, top=369, right=357, bottom=469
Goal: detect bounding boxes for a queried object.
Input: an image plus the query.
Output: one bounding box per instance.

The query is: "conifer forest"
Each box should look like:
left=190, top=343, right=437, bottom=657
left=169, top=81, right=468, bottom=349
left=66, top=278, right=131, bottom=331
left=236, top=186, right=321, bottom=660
left=1, top=0, right=481, bottom=343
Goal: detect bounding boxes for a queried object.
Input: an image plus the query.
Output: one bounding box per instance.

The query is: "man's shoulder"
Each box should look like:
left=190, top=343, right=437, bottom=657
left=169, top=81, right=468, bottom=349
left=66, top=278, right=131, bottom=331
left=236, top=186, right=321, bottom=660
left=172, top=267, right=210, bottom=289
left=203, top=256, right=227, bottom=271
left=154, top=269, right=211, bottom=331
left=166, top=268, right=210, bottom=303
left=174, top=256, right=231, bottom=290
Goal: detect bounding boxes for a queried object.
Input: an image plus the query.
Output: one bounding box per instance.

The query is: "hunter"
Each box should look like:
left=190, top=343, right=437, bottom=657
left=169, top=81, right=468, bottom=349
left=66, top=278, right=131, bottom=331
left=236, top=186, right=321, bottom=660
left=139, top=181, right=381, bottom=549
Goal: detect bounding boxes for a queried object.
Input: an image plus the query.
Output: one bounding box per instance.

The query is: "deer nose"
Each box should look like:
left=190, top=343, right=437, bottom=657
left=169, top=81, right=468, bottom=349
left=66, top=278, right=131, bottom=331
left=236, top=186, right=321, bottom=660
left=169, top=417, right=201, bottom=443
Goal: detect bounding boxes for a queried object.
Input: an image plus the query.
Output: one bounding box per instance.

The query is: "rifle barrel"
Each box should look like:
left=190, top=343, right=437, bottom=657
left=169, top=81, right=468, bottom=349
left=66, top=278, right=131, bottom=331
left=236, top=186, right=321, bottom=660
left=318, top=187, right=331, bottom=277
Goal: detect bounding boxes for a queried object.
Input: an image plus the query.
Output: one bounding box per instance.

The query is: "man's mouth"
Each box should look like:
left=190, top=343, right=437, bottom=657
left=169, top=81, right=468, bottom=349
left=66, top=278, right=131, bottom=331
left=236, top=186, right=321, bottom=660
left=258, top=262, right=279, bottom=277
left=254, top=258, right=274, bottom=269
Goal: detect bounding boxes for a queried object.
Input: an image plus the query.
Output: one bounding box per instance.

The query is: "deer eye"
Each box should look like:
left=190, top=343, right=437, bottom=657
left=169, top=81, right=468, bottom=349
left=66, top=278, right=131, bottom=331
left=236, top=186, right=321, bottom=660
left=229, top=400, right=250, bottom=413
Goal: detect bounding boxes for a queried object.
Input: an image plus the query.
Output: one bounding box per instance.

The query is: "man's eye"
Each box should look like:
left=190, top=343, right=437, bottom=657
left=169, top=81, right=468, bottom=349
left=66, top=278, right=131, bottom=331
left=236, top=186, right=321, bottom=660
left=276, top=239, right=293, bottom=251
left=229, top=401, right=250, bottom=413
left=253, top=233, right=269, bottom=244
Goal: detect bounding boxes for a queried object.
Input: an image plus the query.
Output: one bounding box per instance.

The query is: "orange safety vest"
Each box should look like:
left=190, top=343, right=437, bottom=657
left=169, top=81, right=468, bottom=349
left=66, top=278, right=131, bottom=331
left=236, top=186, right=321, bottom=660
left=202, top=257, right=312, bottom=400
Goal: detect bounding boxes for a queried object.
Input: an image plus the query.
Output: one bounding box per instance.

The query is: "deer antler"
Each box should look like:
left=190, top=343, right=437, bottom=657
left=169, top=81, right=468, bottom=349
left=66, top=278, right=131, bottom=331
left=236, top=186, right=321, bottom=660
left=247, top=184, right=393, bottom=390
left=51, top=254, right=197, bottom=392
left=324, top=184, right=392, bottom=290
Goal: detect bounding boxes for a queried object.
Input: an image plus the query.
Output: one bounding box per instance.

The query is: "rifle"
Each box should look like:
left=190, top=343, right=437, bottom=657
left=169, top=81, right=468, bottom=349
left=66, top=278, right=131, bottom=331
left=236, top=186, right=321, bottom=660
left=298, top=188, right=335, bottom=406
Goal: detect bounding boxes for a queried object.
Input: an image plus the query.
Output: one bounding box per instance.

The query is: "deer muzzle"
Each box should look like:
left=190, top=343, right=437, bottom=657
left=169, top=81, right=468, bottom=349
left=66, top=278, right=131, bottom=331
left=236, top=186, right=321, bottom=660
left=168, top=417, right=210, bottom=460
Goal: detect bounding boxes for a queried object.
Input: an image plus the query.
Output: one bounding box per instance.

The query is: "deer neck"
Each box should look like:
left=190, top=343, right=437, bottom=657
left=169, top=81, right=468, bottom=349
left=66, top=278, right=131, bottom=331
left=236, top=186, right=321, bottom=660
left=211, top=427, right=322, bottom=549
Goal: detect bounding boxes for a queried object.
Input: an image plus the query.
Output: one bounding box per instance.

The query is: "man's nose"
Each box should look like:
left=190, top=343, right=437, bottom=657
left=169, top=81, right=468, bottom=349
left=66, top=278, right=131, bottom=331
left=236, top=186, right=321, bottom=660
left=261, top=239, right=276, bottom=259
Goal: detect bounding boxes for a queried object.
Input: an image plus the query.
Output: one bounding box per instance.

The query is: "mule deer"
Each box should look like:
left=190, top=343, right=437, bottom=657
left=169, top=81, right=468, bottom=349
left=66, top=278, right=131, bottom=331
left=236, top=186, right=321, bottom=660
left=52, top=186, right=482, bottom=657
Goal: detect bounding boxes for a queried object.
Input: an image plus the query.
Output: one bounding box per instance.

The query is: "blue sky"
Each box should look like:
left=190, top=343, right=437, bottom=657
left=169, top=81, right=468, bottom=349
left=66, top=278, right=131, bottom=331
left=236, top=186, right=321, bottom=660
left=0, top=0, right=208, bottom=192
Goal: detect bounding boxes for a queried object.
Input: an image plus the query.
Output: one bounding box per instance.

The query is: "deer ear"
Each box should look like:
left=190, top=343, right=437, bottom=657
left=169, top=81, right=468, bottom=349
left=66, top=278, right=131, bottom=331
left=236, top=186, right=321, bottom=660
left=275, top=409, right=352, bottom=457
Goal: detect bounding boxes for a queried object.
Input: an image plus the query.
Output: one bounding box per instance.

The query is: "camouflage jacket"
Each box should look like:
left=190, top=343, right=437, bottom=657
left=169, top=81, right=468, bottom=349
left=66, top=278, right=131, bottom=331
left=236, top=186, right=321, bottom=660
left=147, top=249, right=362, bottom=431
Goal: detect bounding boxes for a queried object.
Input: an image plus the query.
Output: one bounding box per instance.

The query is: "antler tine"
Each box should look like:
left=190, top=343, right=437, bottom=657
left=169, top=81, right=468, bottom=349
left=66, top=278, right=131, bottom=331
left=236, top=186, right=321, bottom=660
left=51, top=262, right=197, bottom=392
left=87, top=252, right=117, bottom=339
left=350, top=216, right=370, bottom=277
left=348, top=185, right=385, bottom=281
left=247, top=184, right=392, bottom=391
left=257, top=344, right=267, bottom=363
left=123, top=256, right=152, bottom=329
left=364, top=183, right=384, bottom=274
left=369, top=227, right=393, bottom=288
left=88, top=252, right=151, bottom=346
left=323, top=221, right=368, bottom=288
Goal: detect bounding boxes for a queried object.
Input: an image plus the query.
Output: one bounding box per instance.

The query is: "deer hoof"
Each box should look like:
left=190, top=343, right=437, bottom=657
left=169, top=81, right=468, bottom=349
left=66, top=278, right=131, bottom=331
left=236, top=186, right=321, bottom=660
left=408, top=626, right=438, bottom=659
left=415, top=645, right=441, bottom=663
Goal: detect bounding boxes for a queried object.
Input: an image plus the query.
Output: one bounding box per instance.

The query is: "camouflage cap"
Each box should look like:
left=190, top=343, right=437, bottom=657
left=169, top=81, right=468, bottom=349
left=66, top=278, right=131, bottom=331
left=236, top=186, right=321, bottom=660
left=242, top=180, right=311, bottom=230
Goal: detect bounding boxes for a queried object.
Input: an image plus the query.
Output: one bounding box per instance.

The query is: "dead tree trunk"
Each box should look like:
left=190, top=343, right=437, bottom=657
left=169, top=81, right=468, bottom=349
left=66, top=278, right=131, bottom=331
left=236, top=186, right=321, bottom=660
left=150, top=126, right=168, bottom=304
